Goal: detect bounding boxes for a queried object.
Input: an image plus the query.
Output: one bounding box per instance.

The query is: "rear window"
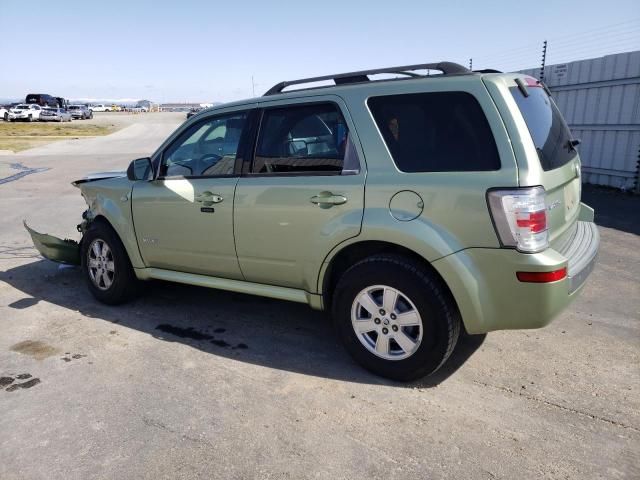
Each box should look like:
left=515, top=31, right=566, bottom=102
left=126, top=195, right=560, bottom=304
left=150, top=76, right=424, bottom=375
left=368, top=92, right=500, bottom=172
left=253, top=103, right=359, bottom=175
left=510, top=85, right=577, bottom=171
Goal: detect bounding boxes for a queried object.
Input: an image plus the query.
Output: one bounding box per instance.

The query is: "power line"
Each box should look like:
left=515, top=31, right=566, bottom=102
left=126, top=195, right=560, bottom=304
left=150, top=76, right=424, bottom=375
left=546, top=18, right=640, bottom=42
left=547, top=30, right=640, bottom=51
left=472, top=18, right=640, bottom=71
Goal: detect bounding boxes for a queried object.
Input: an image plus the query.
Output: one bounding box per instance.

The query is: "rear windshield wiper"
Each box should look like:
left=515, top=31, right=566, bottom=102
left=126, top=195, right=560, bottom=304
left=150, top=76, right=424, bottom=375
left=567, top=139, right=581, bottom=152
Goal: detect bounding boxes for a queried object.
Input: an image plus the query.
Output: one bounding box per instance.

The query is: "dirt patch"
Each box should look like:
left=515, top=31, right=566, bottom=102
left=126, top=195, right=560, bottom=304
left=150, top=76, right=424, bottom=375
left=0, top=122, right=120, bottom=152
left=10, top=340, right=60, bottom=360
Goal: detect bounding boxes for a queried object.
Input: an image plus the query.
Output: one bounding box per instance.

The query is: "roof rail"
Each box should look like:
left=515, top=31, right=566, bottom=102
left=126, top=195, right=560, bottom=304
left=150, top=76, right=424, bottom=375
left=263, top=62, right=471, bottom=96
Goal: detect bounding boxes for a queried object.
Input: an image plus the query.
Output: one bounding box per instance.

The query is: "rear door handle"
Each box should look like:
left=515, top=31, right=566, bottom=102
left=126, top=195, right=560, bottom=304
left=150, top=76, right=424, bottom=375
left=310, top=191, right=347, bottom=208
left=195, top=191, right=223, bottom=204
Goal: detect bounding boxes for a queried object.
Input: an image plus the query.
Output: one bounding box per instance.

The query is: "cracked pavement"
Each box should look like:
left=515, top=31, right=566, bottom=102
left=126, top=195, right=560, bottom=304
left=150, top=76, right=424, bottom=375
left=0, top=113, right=638, bottom=479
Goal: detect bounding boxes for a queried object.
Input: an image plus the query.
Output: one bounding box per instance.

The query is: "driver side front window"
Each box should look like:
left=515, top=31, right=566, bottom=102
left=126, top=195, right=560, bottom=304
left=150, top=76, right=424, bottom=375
left=161, top=112, right=248, bottom=177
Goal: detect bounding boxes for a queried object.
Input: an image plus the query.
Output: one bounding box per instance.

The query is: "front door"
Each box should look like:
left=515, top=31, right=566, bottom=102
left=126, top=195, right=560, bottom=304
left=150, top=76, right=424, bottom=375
left=234, top=98, right=366, bottom=292
left=132, top=111, right=250, bottom=279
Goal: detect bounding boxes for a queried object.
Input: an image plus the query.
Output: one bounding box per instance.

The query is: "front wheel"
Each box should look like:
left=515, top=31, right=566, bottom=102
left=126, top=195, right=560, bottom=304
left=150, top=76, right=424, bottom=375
left=332, top=255, right=460, bottom=381
left=81, top=221, right=138, bottom=305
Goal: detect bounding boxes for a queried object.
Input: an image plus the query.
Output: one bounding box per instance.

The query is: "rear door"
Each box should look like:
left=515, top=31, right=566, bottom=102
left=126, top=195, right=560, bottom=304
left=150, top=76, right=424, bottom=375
left=233, top=96, right=366, bottom=292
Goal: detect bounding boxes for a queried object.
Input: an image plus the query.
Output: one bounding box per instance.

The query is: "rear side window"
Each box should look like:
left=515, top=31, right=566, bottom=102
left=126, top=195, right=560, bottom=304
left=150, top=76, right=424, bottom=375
left=510, top=85, right=577, bottom=171
left=252, top=103, right=360, bottom=175
left=368, top=92, right=500, bottom=172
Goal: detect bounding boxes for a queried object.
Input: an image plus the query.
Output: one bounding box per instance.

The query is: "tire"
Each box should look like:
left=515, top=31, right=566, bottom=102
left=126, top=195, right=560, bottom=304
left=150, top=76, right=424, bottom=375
left=332, top=254, right=460, bottom=381
left=28, top=115, right=33, bottom=122
left=81, top=220, right=138, bottom=305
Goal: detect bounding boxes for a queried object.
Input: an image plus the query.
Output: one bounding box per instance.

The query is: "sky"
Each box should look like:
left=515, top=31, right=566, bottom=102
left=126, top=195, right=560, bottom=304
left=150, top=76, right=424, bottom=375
left=0, top=0, right=639, bottom=103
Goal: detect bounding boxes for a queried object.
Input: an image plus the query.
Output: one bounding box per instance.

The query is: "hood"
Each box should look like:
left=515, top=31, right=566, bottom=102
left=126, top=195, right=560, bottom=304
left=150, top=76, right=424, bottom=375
left=72, top=171, right=126, bottom=187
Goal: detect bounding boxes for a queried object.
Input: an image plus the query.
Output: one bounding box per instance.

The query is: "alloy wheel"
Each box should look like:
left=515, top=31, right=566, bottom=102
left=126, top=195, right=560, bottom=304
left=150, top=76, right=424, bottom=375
left=351, top=285, right=423, bottom=361
left=87, top=238, right=115, bottom=290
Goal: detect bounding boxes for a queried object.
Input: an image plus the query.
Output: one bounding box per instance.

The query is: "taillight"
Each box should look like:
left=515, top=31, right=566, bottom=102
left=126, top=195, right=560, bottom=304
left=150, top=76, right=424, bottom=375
left=487, top=187, right=549, bottom=253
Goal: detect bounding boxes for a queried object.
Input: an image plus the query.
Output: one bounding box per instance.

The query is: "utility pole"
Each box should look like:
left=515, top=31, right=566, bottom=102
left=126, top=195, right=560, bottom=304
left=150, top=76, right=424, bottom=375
left=251, top=76, right=256, bottom=97
left=540, top=40, right=547, bottom=82
left=469, top=58, right=473, bottom=70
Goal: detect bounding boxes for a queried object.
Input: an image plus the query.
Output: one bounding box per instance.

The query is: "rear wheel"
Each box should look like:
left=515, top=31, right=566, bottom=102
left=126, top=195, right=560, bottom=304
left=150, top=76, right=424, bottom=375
left=81, top=221, right=138, bottom=305
left=332, top=255, right=460, bottom=381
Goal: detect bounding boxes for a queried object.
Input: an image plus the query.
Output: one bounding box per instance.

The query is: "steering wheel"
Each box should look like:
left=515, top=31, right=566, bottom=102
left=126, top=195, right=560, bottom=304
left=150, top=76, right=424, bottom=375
left=198, top=153, right=222, bottom=174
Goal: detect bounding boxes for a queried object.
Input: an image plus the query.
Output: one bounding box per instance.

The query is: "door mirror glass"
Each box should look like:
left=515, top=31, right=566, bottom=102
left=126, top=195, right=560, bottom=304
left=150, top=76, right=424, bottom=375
left=127, top=157, right=153, bottom=181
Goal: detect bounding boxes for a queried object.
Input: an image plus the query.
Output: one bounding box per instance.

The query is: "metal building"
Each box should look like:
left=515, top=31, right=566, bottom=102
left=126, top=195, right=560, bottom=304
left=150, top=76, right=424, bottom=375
left=520, top=51, right=640, bottom=190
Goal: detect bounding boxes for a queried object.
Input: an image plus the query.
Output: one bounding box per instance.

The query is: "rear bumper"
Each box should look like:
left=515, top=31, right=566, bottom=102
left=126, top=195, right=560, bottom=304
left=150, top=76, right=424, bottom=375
left=556, top=220, right=599, bottom=294
left=433, top=216, right=599, bottom=334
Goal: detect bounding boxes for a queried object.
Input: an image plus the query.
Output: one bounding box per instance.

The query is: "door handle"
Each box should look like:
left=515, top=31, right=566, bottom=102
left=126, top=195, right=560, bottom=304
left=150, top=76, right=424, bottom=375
left=195, top=191, right=223, bottom=204
left=310, top=191, right=347, bottom=208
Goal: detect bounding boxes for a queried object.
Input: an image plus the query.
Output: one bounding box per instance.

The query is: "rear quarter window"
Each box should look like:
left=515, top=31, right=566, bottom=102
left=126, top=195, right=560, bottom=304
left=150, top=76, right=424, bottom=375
left=367, top=92, right=501, bottom=172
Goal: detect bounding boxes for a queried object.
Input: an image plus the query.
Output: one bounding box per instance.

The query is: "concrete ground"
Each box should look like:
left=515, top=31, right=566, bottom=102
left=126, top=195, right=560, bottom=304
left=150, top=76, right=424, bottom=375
left=0, top=113, right=638, bottom=479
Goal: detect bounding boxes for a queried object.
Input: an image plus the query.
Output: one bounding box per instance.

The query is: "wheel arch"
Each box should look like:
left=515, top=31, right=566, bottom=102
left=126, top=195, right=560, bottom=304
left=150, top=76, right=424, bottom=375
left=85, top=207, right=144, bottom=268
left=320, top=240, right=460, bottom=320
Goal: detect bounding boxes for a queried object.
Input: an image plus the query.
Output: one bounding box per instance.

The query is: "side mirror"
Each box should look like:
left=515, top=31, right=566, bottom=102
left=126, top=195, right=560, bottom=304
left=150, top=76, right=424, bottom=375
left=127, top=157, right=153, bottom=181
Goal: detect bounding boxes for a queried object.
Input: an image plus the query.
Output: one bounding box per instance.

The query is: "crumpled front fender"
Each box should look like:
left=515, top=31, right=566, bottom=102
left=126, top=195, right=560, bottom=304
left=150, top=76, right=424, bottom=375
left=23, top=221, right=81, bottom=265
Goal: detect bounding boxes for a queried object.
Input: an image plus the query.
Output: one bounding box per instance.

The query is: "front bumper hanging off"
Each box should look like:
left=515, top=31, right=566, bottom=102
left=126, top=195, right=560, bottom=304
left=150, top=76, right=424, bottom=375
left=23, top=221, right=81, bottom=265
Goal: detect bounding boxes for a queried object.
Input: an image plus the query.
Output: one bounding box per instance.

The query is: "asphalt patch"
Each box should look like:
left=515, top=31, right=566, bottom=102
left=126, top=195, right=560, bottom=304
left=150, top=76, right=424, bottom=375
left=0, top=162, right=49, bottom=185
left=61, top=353, right=86, bottom=362
left=0, top=376, right=14, bottom=387
left=6, top=378, right=41, bottom=392
left=155, top=324, right=248, bottom=351
left=1, top=374, right=41, bottom=392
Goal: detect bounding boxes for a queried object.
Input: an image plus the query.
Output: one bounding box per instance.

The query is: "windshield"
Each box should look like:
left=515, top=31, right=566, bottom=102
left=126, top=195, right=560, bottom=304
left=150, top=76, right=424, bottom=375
left=510, top=84, right=577, bottom=171
left=16, top=105, right=29, bottom=110
left=68, top=106, right=80, bottom=110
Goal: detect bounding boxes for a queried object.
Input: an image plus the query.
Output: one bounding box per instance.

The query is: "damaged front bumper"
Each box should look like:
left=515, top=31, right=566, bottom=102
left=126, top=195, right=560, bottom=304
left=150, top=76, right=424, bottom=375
left=23, top=221, right=81, bottom=265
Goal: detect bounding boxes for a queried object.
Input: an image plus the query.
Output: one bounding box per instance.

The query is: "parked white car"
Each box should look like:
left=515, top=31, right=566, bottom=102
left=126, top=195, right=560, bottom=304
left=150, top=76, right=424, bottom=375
left=0, top=105, right=9, bottom=121
left=89, top=104, right=108, bottom=112
left=7, top=104, right=42, bottom=122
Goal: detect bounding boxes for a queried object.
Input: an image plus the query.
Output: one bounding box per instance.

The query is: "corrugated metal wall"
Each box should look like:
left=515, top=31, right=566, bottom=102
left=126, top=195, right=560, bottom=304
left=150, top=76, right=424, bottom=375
left=519, top=51, right=640, bottom=190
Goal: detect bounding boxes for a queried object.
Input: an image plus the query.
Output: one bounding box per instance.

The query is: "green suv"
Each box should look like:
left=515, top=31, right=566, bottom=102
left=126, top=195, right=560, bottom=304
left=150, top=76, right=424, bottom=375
left=26, top=62, right=599, bottom=380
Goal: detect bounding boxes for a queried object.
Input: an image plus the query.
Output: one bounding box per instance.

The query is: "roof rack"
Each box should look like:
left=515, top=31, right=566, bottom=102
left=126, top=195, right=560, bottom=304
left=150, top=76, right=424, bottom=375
left=263, top=62, right=471, bottom=96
